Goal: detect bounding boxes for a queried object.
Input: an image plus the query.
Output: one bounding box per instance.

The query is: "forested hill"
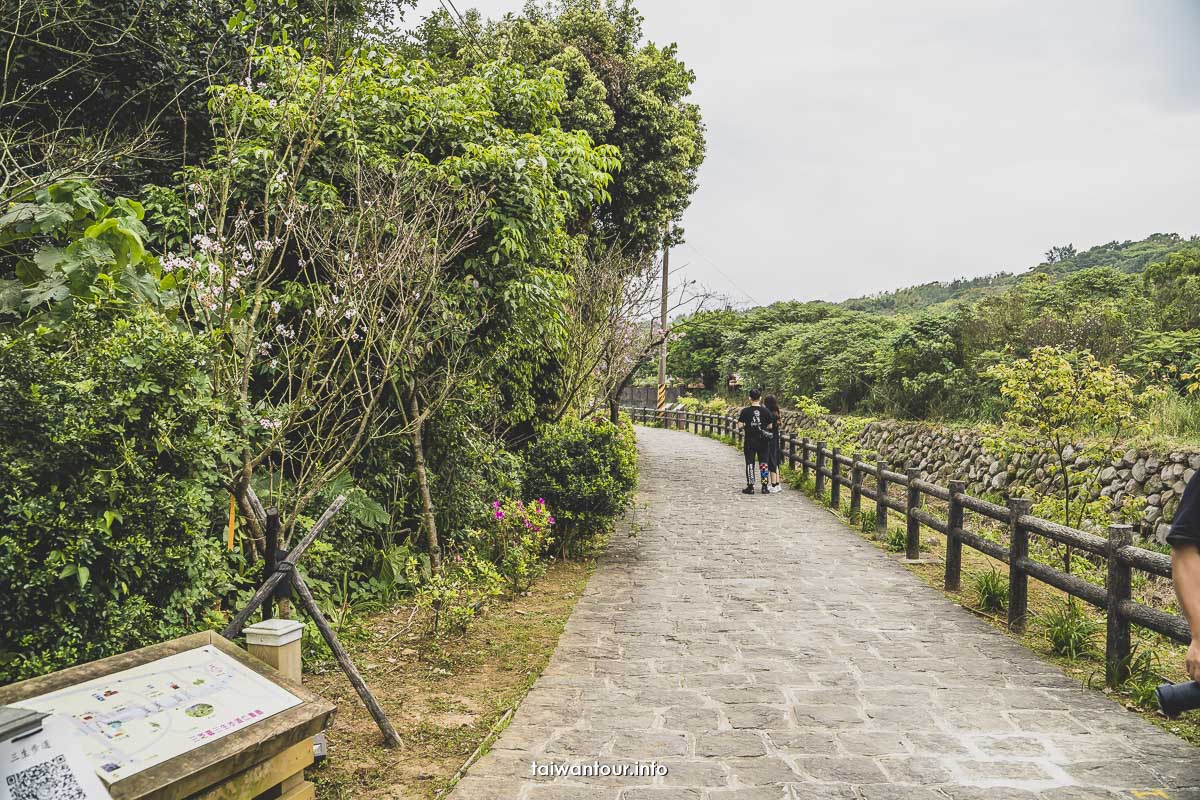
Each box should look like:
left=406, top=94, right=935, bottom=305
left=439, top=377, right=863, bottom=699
left=842, top=233, right=1196, bottom=315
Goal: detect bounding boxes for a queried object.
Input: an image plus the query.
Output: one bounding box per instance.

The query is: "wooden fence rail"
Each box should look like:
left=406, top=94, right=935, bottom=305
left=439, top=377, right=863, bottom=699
left=626, top=406, right=1185, bottom=686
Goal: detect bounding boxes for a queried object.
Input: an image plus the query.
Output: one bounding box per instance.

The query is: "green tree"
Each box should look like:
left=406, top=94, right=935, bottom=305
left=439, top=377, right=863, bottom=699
left=983, top=348, right=1152, bottom=570
left=872, top=312, right=964, bottom=418
left=667, top=308, right=735, bottom=388
left=408, top=0, right=706, bottom=257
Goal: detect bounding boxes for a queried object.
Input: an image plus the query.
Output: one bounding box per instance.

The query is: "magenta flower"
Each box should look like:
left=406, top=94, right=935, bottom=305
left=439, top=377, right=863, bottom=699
left=492, top=500, right=501, bottom=509
left=495, top=509, right=505, bottom=520
left=548, top=516, right=556, bottom=524
left=536, top=498, right=545, bottom=505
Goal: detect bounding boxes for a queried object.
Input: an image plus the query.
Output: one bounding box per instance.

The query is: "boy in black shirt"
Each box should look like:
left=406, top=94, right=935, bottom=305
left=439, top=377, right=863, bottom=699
left=1168, top=469, right=1200, bottom=681
left=737, top=389, right=775, bottom=495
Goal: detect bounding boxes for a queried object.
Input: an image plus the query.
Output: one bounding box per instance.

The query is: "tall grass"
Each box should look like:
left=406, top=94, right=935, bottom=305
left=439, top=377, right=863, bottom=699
left=1143, top=393, right=1200, bottom=441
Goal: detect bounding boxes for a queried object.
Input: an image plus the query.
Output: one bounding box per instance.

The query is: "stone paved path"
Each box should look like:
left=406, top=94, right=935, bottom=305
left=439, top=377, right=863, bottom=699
left=448, top=427, right=1200, bottom=800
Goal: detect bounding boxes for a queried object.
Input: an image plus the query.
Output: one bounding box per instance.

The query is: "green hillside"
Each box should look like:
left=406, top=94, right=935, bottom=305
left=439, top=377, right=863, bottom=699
left=842, top=233, right=1196, bottom=315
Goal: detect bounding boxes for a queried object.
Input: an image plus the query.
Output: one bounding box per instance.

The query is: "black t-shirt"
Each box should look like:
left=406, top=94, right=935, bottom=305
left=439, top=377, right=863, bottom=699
left=1168, top=469, right=1200, bottom=547
left=738, top=405, right=774, bottom=443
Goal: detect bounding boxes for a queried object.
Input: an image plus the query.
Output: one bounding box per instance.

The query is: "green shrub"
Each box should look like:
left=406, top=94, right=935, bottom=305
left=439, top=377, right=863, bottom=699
left=1040, top=599, right=1101, bottom=659
left=0, top=308, right=232, bottom=682
left=409, top=548, right=504, bottom=636
left=0, top=180, right=174, bottom=328
left=971, top=568, right=1009, bottom=613
left=478, top=498, right=555, bottom=595
left=885, top=527, right=907, bottom=553
left=524, top=415, right=638, bottom=555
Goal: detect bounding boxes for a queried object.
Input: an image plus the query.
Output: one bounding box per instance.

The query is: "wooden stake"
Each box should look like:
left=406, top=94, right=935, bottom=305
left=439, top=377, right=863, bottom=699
left=291, top=572, right=403, bottom=749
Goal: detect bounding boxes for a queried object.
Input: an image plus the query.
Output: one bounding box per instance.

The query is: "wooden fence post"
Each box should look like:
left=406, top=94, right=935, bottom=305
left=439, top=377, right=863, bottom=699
left=905, top=467, right=921, bottom=560
left=1007, top=497, right=1033, bottom=633
left=1106, top=523, right=1133, bottom=687
left=945, top=480, right=965, bottom=591
left=801, top=439, right=810, bottom=482
left=243, top=618, right=315, bottom=798
left=849, top=458, right=862, bottom=517
left=875, top=460, right=889, bottom=538
left=830, top=448, right=841, bottom=509
left=815, top=442, right=827, bottom=499
left=788, top=435, right=797, bottom=469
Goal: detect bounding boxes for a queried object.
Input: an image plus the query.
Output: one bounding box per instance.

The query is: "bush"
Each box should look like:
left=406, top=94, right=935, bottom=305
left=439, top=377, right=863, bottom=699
left=524, top=415, right=638, bottom=555
left=971, top=568, right=1009, bottom=613
left=0, top=309, right=231, bottom=682
left=1040, top=599, right=1101, bottom=659
left=409, top=547, right=504, bottom=636
left=478, top=498, right=555, bottom=595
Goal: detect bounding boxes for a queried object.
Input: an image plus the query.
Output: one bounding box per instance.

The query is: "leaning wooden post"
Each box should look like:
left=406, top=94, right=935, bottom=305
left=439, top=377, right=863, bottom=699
left=849, top=457, right=862, bottom=518
left=1007, top=497, right=1033, bottom=633
left=945, top=480, right=965, bottom=591
left=815, top=442, right=827, bottom=499
left=291, top=572, right=402, bottom=748
left=830, top=448, right=841, bottom=509
left=788, top=435, right=797, bottom=470
left=1105, top=523, right=1134, bottom=687
left=905, top=467, right=922, bottom=560
left=875, top=461, right=889, bottom=539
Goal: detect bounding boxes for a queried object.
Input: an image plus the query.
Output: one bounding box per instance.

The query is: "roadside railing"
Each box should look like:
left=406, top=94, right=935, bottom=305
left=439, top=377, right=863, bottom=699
left=627, top=406, right=1187, bottom=686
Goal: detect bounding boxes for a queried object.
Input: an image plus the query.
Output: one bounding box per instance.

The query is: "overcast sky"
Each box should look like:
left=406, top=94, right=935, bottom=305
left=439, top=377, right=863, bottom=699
left=407, top=1, right=1200, bottom=306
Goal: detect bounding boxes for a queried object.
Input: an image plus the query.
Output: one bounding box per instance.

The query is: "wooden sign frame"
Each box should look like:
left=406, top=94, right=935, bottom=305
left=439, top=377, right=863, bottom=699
left=0, top=631, right=335, bottom=800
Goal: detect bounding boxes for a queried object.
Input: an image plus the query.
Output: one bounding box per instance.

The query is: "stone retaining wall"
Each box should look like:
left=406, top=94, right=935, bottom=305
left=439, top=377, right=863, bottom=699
left=777, top=414, right=1196, bottom=545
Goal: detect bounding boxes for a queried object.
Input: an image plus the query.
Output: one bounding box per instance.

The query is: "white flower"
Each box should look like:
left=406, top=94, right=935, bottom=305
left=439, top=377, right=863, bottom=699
left=270, top=301, right=281, bottom=314
left=259, top=417, right=281, bottom=431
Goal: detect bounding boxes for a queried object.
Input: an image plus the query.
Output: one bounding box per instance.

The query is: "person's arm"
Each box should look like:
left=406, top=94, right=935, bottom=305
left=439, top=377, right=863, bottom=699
left=1174, top=543, right=1200, bottom=682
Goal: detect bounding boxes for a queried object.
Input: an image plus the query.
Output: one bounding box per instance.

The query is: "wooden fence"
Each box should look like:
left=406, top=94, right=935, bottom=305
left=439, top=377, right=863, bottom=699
left=627, top=406, right=1188, bottom=687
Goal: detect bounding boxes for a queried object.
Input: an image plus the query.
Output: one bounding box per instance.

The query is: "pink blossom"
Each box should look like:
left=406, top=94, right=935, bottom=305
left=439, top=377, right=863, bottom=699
left=495, top=510, right=505, bottom=520
left=548, top=516, right=556, bottom=524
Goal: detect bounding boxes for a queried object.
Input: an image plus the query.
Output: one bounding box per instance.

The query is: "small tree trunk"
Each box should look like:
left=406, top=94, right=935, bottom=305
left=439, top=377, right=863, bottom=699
left=1059, top=451, right=1072, bottom=575
left=408, top=394, right=442, bottom=574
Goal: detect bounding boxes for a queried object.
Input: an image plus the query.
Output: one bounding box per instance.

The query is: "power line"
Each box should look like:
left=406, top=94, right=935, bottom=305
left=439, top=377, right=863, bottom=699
left=438, top=0, right=490, bottom=63
left=684, top=241, right=760, bottom=306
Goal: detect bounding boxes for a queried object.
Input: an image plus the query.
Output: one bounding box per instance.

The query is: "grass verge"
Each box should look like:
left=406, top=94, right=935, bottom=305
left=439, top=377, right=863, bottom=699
left=306, top=557, right=593, bottom=800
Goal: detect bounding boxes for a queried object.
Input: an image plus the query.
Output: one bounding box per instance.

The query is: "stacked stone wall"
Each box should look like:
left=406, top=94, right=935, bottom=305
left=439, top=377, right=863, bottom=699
left=769, top=412, right=1196, bottom=545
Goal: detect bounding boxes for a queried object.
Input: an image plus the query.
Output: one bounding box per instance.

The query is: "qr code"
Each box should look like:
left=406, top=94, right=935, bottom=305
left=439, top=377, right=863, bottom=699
left=6, top=755, right=87, bottom=800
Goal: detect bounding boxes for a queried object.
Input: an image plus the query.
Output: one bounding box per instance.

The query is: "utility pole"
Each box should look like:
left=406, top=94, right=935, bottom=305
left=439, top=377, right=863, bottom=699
left=657, top=232, right=669, bottom=419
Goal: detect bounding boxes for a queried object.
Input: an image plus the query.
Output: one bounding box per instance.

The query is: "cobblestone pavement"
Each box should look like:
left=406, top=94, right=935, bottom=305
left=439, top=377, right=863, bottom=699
left=448, top=427, right=1200, bottom=800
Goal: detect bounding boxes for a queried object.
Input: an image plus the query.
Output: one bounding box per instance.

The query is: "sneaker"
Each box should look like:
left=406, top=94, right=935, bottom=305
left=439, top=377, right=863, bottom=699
left=741, top=486, right=755, bottom=495
left=761, top=485, right=770, bottom=494
left=769, top=484, right=782, bottom=494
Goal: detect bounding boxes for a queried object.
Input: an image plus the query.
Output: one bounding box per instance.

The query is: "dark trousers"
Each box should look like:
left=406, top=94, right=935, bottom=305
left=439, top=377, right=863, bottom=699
left=743, top=442, right=768, bottom=487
